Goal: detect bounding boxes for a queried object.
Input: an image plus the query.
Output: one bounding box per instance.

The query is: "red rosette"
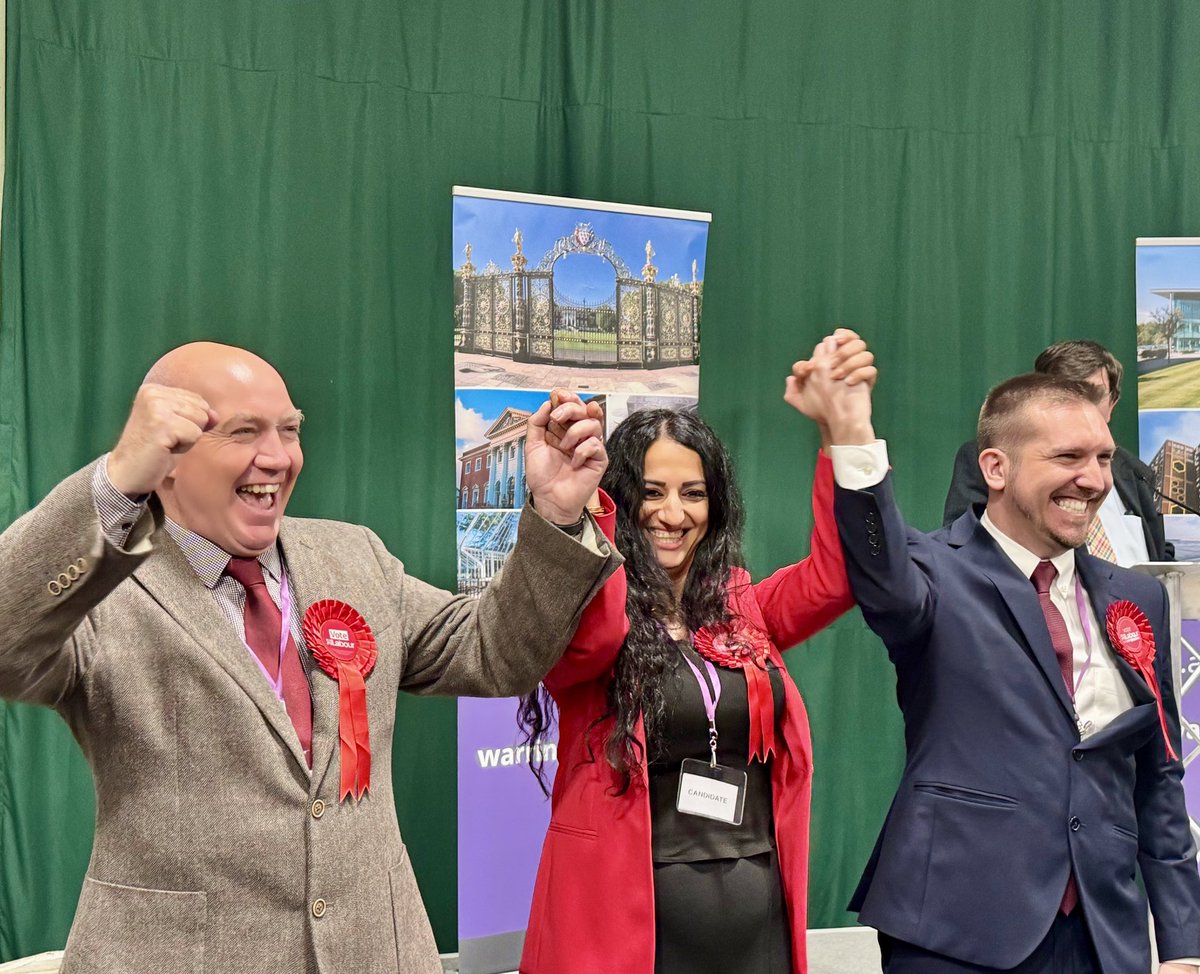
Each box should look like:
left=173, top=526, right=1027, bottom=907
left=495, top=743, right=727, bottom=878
left=1105, top=600, right=1177, bottom=762
left=693, top=622, right=777, bottom=763
left=303, top=599, right=378, bottom=800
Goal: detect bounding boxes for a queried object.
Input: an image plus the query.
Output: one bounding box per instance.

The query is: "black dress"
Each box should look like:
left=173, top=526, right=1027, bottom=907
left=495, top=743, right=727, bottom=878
left=647, top=640, right=792, bottom=974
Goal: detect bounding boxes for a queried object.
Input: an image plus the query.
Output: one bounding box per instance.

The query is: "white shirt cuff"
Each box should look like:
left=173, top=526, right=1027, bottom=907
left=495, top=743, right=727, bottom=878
left=829, top=440, right=889, bottom=490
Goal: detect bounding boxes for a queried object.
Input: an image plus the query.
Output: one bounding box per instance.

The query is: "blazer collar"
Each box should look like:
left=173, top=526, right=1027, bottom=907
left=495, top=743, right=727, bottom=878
left=959, top=521, right=1078, bottom=722
left=276, top=521, right=344, bottom=795
left=949, top=510, right=1155, bottom=715
left=133, top=524, right=312, bottom=771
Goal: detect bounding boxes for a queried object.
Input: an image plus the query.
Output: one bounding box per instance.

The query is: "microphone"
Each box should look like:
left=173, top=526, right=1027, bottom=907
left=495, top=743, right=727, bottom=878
left=1132, top=464, right=1200, bottom=517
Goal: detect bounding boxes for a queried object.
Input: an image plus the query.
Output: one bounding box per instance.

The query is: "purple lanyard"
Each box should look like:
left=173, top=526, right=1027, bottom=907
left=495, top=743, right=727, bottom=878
left=681, top=653, right=722, bottom=767
left=239, top=571, right=292, bottom=702
left=1070, top=575, right=1095, bottom=697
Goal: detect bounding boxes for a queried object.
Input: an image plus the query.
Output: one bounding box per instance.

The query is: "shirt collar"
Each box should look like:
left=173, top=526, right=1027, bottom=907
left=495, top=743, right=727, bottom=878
left=979, top=510, right=1077, bottom=598
left=163, top=518, right=282, bottom=589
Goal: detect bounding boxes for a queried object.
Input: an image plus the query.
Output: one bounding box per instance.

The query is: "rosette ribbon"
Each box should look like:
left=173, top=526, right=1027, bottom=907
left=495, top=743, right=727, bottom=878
left=1105, top=600, right=1177, bottom=762
left=693, top=622, right=776, bottom=762
left=303, top=599, right=379, bottom=800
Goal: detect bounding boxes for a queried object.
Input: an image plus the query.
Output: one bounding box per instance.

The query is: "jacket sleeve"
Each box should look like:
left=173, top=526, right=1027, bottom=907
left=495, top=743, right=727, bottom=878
left=752, top=451, right=856, bottom=651
left=835, top=473, right=937, bottom=649
left=541, top=490, right=629, bottom=694
left=379, top=499, right=622, bottom=698
left=0, top=462, right=159, bottom=706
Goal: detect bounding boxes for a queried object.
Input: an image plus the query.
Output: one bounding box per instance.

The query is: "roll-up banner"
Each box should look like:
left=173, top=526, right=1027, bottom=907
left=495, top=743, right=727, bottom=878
left=1134, top=238, right=1200, bottom=836
left=453, top=187, right=711, bottom=973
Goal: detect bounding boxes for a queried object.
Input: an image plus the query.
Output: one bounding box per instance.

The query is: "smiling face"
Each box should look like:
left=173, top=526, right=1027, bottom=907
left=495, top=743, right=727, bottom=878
left=982, top=399, right=1114, bottom=558
left=639, top=436, right=710, bottom=597
left=156, top=346, right=304, bottom=556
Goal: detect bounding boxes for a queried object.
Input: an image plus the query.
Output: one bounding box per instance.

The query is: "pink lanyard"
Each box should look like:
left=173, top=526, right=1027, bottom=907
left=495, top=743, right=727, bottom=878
left=239, top=571, right=293, bottom=701
left=681, top=652, right=722, bottom=767
left=1070, top=575, right=1096, bottom=698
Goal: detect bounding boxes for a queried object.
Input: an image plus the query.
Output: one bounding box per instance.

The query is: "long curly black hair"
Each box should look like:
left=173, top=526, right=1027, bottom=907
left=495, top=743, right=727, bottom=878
left=519, top=407, right=746, bottom=794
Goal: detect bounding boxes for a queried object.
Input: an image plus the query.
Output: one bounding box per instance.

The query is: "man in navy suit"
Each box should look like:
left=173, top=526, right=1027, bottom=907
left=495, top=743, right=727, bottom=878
left=790, top=337, right=1200, bottom=973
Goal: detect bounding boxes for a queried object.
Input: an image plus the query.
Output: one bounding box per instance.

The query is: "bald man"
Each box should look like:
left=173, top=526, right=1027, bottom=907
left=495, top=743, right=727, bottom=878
left=0, top=343, right=620, bottom=974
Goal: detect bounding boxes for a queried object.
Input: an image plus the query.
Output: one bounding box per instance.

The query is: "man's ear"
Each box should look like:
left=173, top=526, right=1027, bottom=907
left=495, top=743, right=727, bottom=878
left=978, top=447, right=1008, bottom=492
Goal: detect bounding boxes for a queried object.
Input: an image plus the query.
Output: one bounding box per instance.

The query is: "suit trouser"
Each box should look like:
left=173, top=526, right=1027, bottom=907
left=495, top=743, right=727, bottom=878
left=878, top=910, right=1099, bottom=974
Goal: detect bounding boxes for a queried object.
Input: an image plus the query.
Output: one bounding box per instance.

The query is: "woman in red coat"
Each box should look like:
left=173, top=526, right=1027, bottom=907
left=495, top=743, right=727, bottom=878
left=519, top=337, right=873, bottom=974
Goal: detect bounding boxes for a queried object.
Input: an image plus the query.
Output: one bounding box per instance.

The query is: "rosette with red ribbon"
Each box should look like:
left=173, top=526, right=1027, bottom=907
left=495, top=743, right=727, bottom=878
left=693, top=622, right=777, bottom=762
left=1105, top=600, right=1177, bottom=762
left=303, top=599, right=378, bottom=800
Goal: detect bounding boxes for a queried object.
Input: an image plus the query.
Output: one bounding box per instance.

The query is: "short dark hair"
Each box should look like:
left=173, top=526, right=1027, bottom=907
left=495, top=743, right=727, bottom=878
left=977, top=372, right=1105, bottom=453
left=1033, top=340, right=1122, bottom=403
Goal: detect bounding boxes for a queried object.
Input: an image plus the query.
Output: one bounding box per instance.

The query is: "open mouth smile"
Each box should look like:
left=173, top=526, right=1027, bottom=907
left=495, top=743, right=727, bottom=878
left=237, top=483, right=281, bottom=511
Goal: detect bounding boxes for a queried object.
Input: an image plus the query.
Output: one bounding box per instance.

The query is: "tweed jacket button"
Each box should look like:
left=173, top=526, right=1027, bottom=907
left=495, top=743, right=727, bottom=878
left=312, top=898, right=326, bottom=918
left=66, top=564, right=81, bottom=581
left=47, top=579, right=63, bottom=596
left=311, top=799, right=325, bottom=819
left=57, top=572, right=72, bottom=590
left=75, top=557, right=87, bottom=572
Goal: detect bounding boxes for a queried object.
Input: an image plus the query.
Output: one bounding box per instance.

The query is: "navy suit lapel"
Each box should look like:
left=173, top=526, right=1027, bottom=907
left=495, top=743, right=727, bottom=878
left=1075, top=552, right=1155, bottom=707
left=951, top=514, right=1076, bottom=721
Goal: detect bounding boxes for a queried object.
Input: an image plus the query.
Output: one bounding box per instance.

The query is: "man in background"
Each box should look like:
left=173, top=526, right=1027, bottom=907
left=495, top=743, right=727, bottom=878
left=943, top=339, right=1172, bottom=564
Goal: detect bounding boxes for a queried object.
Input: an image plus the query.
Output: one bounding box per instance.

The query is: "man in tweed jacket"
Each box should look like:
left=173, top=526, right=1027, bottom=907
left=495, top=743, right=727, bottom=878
left=0, top=342, right=619, bottom=974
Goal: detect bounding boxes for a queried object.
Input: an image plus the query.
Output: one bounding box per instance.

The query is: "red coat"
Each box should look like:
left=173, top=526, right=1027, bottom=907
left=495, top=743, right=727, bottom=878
left=521, top=453, right=854, bottom=974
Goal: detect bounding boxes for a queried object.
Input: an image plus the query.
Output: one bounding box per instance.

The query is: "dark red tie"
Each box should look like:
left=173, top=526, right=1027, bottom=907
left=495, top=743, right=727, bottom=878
left=226, top=557, right=313, bottom=766
left=1031, top=559, right=1079, bottom=915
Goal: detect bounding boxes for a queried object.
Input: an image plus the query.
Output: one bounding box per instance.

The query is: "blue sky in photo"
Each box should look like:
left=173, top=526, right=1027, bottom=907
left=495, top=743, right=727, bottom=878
left=1135, top=244, right=1200, bottom=316
left=452, top=195, right=709, bottom=300
left=1137, top=408, right=1200, bottom=463
left=455, top=389, right=549, bottom=451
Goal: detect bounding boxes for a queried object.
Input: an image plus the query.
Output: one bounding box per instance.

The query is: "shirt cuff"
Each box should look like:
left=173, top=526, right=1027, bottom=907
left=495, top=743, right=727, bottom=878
left=577, top=517, right=604, bottom=555
left=829, top=440, right=889, bottom=490
left=1161, top=959, right=1200, bottom=967
left=92, top=454, right=150, bottom=549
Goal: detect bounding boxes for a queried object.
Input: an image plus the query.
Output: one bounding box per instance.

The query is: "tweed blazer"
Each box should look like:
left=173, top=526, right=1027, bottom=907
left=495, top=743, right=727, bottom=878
left=0, top=462, right=618, bottom=974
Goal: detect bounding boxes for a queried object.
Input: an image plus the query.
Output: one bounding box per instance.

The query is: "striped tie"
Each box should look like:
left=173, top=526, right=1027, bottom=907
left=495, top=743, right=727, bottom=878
left=1085, top=516, right=1117, bottom=563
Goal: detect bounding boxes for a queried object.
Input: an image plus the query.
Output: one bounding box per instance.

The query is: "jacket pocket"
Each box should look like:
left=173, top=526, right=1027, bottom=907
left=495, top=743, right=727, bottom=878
left=64, top=876, right=206, bottom=974
left=913, top=781, right=1019, bottom=808
left=546, top=820, right=598, bottom=840
left=388, top=846, right=441, bottom=974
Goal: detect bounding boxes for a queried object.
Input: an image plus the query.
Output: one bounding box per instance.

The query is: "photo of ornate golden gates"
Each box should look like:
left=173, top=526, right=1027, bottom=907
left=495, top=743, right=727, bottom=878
left=455, top=222, right=701, bottom=369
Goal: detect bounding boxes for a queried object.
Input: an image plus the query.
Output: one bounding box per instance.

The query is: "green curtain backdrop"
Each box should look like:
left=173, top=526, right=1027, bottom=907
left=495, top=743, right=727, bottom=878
left=2, top=0, right=1198, bottom=958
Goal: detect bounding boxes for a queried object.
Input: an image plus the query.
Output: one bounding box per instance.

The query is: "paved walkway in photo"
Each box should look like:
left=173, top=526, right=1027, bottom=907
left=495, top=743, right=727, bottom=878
left=454, top=352, right=699, bottom=396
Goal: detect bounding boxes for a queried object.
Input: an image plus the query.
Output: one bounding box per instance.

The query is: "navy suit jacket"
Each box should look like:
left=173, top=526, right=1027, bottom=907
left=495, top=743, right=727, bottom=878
left=837, top=475, right=1200, bottom=971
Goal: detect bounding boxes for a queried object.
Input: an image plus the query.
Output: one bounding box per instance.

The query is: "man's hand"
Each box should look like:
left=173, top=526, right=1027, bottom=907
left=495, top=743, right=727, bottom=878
left=785, top=331, right=877, bottom=445
left=107, top=384, right=218, bottom=496
left=786, top=327, right=877, bottom=399
left=525, top=389, right=607, bottom=526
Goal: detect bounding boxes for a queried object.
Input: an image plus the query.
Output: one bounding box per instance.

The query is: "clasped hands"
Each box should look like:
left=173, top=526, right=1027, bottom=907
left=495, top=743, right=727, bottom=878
left=785, top=328, right=877, bottom=446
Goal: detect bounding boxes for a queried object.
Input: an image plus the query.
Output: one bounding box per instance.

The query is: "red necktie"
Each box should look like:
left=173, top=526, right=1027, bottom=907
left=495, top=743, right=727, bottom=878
left=1030, top=559, right=1079, bottom=915
left=226, top=557, right=313, bottom=766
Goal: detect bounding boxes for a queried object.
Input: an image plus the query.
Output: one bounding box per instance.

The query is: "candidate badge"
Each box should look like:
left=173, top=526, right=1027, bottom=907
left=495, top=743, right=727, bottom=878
left=693, top=622, right=777, bottom=762
left=303, top=599, right=378, bottom=800
left=1105, top=600, right=1177, bottom=761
